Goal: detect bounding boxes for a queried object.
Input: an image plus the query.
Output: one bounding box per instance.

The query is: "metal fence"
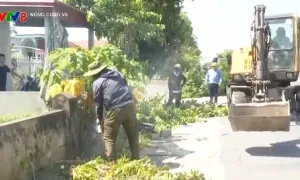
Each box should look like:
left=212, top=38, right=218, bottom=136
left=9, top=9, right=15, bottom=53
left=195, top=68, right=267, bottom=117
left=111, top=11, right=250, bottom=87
left=13, top=46, right=45, bottom=76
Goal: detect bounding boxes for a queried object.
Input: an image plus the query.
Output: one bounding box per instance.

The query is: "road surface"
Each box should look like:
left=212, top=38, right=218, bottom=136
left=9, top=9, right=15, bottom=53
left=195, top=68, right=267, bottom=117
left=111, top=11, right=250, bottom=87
left=144, top=81, right=300, bottom=179
left=143, top=116, right=300, bottom=180
left=220, top=118, right=300, bottom=180
left=141, top=96, right=300, bottom=180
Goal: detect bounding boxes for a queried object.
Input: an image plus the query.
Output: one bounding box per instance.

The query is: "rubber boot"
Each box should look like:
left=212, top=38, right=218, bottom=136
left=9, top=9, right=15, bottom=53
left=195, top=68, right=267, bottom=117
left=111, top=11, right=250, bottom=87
left=209, top=97, right=213, bottom=103
left=214, top=96, right=218, bottom=103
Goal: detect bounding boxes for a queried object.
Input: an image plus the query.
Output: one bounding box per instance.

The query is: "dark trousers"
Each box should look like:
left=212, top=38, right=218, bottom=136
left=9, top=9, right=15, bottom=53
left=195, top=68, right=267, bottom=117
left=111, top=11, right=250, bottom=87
left=103, top=103, right=140, bottom=161
left=208, top=83, right=219, bottom=103
left=0, top=87, right=6, bottom=91
left=167, top=90, right=182, bottom=108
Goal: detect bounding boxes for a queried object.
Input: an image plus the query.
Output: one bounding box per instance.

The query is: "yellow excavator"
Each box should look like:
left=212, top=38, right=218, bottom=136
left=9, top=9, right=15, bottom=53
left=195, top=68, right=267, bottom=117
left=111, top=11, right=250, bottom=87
left=226, top=5, right=300, bottom=131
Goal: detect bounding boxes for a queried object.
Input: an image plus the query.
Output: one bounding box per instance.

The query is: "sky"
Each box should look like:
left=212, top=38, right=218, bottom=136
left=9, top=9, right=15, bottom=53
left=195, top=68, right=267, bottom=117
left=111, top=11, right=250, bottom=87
left=16, top=0, right=300, bottom=60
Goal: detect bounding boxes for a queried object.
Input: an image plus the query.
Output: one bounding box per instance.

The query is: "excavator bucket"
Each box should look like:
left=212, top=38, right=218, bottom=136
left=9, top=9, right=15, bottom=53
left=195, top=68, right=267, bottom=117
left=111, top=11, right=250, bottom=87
left=228, top=102, right=290, bottom=131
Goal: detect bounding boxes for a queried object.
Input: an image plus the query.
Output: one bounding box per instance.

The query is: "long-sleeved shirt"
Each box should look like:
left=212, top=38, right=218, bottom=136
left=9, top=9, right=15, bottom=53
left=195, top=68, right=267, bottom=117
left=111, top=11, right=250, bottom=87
left=93, top=69, right=133, bottom=121
left=205, top=68, right=222, bottom=85
left=168, top=71, right=186, bottom=91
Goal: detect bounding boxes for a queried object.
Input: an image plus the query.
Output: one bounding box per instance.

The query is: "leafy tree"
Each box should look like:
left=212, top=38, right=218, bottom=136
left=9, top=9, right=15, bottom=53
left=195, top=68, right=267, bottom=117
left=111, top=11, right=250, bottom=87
left=63, top=0, right=94, bottom=11
left=138, top=1, right=201, bottom=77
left=217, top=49, right=233, bottom=58
left=176, top=13, right=201, bottom=69
left=63, top=0, right=201, bottom=78
left=64, top=0, right=164, bottom=59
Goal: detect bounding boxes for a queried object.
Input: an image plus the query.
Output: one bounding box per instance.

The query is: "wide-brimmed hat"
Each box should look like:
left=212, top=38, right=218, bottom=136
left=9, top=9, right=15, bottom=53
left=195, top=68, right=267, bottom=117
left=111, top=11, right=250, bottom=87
left=174, top=64, right=181, bottom=68
left=211, top=62, right=218, bottom=67
left=83, top=61, right=107, bottom=77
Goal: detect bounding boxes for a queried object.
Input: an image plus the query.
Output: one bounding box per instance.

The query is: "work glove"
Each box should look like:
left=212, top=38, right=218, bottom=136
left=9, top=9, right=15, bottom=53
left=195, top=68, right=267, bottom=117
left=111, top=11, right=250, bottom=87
left=97, top=118, right=104, bottom=133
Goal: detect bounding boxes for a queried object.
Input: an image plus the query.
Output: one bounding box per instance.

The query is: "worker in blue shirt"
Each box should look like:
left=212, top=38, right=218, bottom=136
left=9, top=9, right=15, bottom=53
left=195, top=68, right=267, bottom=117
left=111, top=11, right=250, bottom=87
left=205, top=62, right=222, bottom=103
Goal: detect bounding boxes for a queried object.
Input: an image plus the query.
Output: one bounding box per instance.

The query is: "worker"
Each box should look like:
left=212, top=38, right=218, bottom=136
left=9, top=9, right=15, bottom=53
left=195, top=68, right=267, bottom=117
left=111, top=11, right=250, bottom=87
left=212, top=57, right=218, bottom=63
left=269, top=27, right=293, bottom=68
left=0, top=54, right=22, bottom=91
left=83, top=61, right=140, bottom=161
left=21, top=75, right=40, bottom=91
left=205, top=62, right=222, bottom=103
left=272, top=27, right=291, bottom=49
left=167, top=64, right=186, bottom=108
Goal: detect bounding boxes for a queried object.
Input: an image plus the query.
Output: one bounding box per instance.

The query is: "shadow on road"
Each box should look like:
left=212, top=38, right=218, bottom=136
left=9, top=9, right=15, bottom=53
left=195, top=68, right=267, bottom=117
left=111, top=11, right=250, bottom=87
left=141, top=135, right=194, bottom=170
left=245, top=138, right=300, bottom=158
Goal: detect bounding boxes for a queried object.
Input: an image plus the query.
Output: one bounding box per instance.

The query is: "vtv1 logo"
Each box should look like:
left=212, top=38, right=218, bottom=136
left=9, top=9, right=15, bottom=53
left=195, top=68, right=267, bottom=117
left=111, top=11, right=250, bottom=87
left=0, top=12, right=27, bottom=22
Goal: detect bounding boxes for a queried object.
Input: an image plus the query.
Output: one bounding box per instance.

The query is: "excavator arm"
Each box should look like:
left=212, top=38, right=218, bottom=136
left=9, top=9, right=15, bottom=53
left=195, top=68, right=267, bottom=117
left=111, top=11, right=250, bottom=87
left=251, top=5, right=272, bottom=102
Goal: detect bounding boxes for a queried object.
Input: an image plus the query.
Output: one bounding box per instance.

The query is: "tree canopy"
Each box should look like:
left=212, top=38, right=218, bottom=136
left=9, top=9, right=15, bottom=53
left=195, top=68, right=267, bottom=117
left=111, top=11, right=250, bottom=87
left=217, top=49, right=234, bottom=59
left=63, top=0, right=201, bottom=78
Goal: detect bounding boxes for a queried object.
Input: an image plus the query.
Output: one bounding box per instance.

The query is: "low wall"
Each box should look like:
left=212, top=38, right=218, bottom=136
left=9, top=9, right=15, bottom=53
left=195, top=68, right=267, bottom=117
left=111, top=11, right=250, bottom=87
left=0, top=93, right=130, bottom=180
left=0, top=92, right=47, bottom=115
left=0, top=110, right=77, bottom=180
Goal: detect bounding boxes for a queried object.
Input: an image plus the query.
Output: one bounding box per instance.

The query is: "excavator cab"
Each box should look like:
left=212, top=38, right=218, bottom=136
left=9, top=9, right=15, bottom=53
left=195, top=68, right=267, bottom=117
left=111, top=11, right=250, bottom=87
left=226, top=8, right=300, bottom=132
left=267, top=15, right=298, bottom=75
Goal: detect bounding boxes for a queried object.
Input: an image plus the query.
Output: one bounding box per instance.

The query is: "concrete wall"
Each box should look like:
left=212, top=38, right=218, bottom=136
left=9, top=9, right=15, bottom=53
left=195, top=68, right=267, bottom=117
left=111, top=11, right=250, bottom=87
left=0, top=92, right=47, bottom=115
left=0, top=110, right=77, bottom=180
left=0, top=93, right=129, bottom=179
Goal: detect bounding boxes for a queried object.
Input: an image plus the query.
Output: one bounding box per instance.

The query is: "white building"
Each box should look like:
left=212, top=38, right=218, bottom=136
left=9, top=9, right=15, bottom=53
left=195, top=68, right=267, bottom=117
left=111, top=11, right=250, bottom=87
left=0, top=0, right=94, bottom=91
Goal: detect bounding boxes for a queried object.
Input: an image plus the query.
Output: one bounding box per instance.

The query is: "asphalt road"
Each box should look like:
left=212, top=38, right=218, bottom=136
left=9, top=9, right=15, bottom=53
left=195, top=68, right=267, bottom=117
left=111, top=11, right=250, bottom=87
left=219, top=119, right=300, bottom=180
left=144, top=80, right=300, bottom=179
left=192, top=96, right=300, bottom=179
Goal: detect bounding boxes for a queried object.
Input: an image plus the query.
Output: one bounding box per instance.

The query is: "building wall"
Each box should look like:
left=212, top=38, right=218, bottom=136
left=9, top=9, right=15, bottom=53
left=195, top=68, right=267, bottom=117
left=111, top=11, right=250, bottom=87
left=11, top=35, right=46, bottom=76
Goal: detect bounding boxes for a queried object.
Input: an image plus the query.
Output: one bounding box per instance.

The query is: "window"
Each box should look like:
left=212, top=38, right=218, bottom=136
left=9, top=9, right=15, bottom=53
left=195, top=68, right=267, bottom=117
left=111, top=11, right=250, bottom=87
left=267, top=18, right=294, bottom=69
left=268, top=18, right=293, bottom=50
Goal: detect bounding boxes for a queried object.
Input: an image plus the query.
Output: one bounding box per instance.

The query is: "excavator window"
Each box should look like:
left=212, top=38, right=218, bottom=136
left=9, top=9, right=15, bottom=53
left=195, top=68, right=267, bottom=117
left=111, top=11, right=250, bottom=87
left=267, top=18, right=294, bottom=69
left=268, top=18, right=293, bottom=50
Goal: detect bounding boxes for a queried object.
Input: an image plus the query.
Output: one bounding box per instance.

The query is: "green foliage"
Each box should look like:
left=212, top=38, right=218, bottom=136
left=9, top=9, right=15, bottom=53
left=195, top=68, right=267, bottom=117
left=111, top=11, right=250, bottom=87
left=63, top=0, right=200, bottom=78
left=41, top=45, right=148, bottom=91
left=62, top=0, right=93, bottom=11
left=217, top=49, right=234, bottom=58
left=216, top=49, right=233, bottom=94
left=176, top=13, right=201, bottom=69
left=33, top=67, right=43, bottom=79
left=218, top=59, right=229, bottom=94
left=182, top=66, right=208, bottom=98
left=86, top=0, right=164, bottom=58
left=136, top=96, right=228, bottom=131
left=41, top=44, right=148, bottom=119
left=72, top=156, right=206, bottom=180
left=139, top=12, right=201, bottom=78
left=41, top=48, right=91, bottom=86
left=91, top=45, right=149, bottom=88
left=182, top=49, right=233, bottom=98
